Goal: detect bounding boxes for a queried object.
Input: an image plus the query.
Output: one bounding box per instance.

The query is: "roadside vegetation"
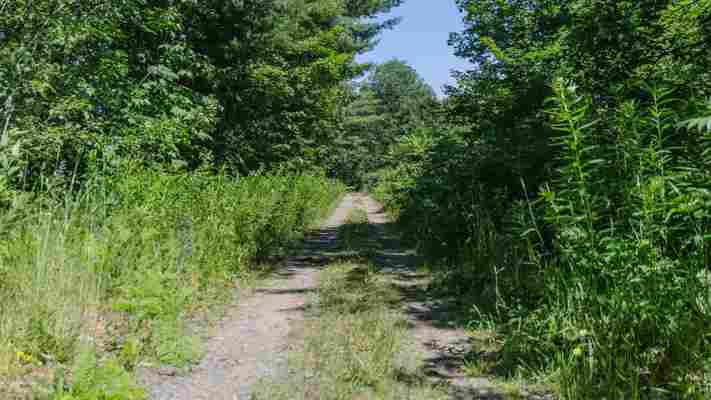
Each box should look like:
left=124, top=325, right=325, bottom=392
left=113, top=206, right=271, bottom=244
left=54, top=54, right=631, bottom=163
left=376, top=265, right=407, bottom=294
left=1, top=0, right=392, bottom=397
left=365, top=1, right=711, bottom=398
left=3, top=0, right=711, bottom=398
left=0, top=172, right=343, bottom=399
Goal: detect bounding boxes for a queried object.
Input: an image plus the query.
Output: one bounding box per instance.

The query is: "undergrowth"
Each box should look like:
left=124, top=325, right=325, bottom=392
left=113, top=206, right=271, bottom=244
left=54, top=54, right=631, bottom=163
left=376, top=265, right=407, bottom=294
left=0, top=171, right=344, bottom=399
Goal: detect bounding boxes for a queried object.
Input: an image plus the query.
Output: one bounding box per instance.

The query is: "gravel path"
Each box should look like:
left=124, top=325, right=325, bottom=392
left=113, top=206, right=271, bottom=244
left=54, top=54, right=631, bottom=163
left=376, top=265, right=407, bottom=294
left=143, top=193, right=551, bottom=399
left=142, top=194, right=358, bottom=400
left=355, top=196, right=501, bottom=398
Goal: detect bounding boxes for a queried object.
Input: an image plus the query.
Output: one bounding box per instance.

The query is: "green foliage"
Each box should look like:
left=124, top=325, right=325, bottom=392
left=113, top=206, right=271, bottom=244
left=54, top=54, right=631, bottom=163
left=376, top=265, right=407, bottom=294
left=335, top=60, right=439, bottom=186
left=0, top=171, right=344, bottom=396
left=112, top=269, right=194, bottom=325
left=683, top=115, right=711, bottom=132
left=0, top=0, right=404, bottom=185
left=682, top=99, right=711, bottom=133
left=0, top=0, right=220, bottom=180
left=368, top=60, right=436, bottom=117
left=150, top=320, right=202, bottom=368
left=527, top=82, right=711, bottom=398
left=7, top=0, right=711, bottom=397
left=0, top=0, right=396, bottom=396
left=370, top=1, right=711, bottom=398
left=375, top=80, right=711, bottom=397
left=51, top=347, right=144, bottom=400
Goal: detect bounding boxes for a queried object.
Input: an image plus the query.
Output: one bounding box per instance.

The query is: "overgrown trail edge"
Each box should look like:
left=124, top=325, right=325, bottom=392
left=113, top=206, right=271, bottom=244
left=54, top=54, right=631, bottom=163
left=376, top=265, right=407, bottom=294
left=144, top=193, right=487, bottom=399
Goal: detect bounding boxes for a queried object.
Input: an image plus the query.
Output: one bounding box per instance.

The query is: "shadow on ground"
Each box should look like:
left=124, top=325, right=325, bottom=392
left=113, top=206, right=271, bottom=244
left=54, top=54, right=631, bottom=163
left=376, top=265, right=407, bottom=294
left=361, top=220, right=512, bottom=399
left=280, top=205, right=516, bottom=399
left=261, top=200, right=549, bottom=400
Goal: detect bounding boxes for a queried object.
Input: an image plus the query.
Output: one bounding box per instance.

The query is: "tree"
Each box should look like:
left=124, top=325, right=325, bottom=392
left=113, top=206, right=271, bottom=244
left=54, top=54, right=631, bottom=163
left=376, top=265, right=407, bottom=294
left=0, top=0, right=409, bottom=185
left=335, top=60, right=438, bottom=185
left=447, top=0, right=711, bottom=199
left=194, top=0, right=410, bottom=173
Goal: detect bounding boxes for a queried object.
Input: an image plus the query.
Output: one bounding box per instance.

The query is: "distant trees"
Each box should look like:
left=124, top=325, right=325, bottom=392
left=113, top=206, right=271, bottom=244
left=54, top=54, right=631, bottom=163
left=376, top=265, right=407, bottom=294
left=335, top=59, right=438, bottom=186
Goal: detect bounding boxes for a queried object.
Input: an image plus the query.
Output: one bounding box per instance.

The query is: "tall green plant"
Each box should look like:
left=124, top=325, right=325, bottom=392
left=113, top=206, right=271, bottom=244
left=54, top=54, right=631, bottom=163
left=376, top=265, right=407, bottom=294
left=532, top=83, right=711, bottom=398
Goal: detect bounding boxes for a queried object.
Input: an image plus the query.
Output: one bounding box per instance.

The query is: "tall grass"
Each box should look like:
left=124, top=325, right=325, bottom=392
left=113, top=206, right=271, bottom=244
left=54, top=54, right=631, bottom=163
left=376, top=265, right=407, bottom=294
left=526, top=82, right=711, bottom=398
left=0, top=171, right=344, bottom=399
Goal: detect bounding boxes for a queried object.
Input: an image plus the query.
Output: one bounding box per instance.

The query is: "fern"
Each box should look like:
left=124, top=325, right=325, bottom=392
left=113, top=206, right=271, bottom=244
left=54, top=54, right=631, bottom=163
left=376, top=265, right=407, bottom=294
left=680, top=98, right=711, bottom=133
left=681, top=115, right=711, bottom=132
left=680, top=100, right=711, bottom=173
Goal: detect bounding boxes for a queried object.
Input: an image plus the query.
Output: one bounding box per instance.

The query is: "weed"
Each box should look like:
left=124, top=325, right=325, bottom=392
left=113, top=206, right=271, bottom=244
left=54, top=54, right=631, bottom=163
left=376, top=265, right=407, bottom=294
left=48, top=346, right=144, bottom=400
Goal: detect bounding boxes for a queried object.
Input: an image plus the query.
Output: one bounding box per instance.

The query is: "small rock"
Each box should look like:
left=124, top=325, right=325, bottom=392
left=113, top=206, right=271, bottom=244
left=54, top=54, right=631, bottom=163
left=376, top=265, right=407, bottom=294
left=157, top=367, right=179, bottom=377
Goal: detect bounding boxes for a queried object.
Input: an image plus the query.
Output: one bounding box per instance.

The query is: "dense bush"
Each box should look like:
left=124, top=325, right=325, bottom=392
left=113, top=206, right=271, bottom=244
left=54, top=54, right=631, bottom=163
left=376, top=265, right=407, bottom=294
left=0, top=0, right=403, bottom=185
left=3, top=0, right=711, bottom=397
left=368, top=1, right=711, bottom=397
left=530, top=83, right=711, bottom=398
left=372, top=84, right=711, bottom=397
left=0, top=1, right=396, bottom=398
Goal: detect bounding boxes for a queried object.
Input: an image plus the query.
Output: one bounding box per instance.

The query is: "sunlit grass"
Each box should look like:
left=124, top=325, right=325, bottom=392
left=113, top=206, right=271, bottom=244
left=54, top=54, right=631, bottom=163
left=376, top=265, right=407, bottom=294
left=0, top=172, right=344, bottom=399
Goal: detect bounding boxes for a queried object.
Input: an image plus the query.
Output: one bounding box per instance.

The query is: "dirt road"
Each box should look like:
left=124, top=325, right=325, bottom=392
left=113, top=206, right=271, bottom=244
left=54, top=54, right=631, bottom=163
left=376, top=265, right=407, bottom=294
left=143, top=194, right=538, bottom=399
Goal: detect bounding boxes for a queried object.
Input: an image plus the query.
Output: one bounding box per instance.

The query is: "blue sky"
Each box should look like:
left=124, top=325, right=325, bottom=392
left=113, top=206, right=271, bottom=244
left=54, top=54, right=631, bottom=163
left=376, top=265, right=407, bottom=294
left=356, top=1, right=472, bottom=96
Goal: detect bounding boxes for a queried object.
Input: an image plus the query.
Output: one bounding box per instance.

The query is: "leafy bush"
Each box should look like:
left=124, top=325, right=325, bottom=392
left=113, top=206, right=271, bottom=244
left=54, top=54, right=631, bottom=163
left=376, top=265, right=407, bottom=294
left=523, top=82, right=711, bottom=398
left=50, top=347, right=144, bottom=400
